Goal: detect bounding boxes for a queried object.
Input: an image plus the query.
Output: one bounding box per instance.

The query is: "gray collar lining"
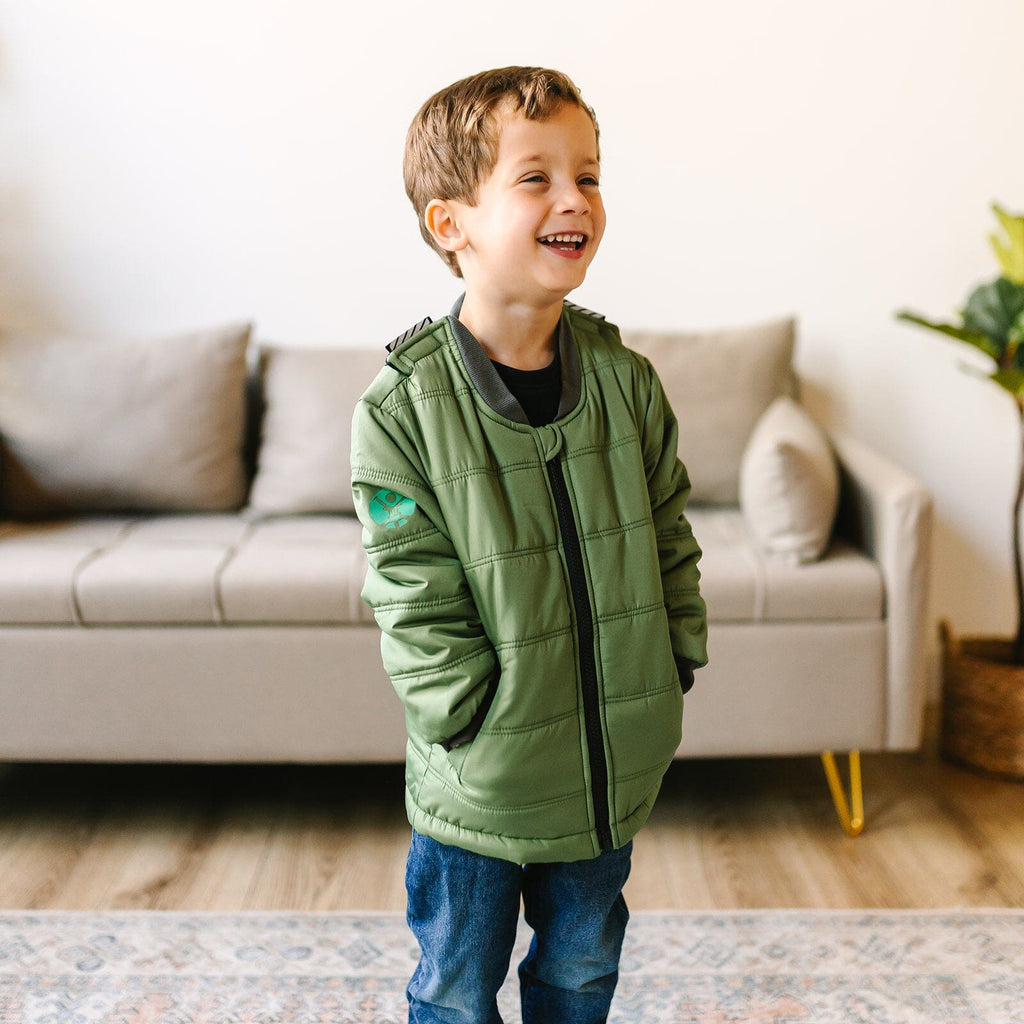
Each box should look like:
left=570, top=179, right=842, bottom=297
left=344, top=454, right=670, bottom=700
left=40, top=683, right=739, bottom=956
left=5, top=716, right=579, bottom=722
left=447, top=294, right=582, bottom=425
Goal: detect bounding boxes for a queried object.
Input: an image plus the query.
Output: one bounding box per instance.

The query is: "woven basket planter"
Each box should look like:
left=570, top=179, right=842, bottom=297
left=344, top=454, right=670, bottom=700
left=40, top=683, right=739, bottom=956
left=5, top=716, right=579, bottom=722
left=940, top=621, right=1024, bottom=780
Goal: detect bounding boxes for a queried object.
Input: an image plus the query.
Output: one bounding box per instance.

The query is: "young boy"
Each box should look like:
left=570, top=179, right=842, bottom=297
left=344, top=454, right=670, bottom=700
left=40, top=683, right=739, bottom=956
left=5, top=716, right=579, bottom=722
left=351, top=67, right=707, bottom=1024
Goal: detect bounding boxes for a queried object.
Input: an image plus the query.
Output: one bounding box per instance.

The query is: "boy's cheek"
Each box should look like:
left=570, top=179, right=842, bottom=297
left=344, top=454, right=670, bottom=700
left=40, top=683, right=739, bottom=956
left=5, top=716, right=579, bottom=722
left=589, top=209, right=607, bottom=253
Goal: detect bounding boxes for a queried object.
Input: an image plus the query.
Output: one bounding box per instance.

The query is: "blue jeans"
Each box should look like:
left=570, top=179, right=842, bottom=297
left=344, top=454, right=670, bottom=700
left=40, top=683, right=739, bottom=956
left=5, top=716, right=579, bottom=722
left=405, top=830, right=632, bottom=1024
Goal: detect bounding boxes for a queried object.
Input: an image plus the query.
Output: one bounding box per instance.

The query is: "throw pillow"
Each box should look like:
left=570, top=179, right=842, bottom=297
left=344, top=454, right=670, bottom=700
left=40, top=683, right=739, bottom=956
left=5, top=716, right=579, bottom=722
left=623, top=317, right=795, bottom=504
left=0, top=322, right=252, bottom=517
left=739, top=396, right=839, bottom=564
left=247, top=346, right=385, bottom=516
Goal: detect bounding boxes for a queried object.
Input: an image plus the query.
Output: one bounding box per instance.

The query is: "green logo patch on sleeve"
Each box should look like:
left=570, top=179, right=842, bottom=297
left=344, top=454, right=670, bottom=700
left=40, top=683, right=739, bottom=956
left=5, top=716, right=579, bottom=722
left=369, top=489, right=417, bottom=529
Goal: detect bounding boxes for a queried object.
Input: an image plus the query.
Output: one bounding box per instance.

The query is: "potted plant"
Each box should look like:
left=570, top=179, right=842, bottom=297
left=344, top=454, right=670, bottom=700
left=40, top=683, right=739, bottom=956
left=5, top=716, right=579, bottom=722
left=897, top=202, right=1024, bottom=779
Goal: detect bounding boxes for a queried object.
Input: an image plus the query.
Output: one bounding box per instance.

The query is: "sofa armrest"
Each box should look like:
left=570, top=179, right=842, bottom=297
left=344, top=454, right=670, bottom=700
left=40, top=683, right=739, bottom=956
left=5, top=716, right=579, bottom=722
left=832, top=433, right=933, bottom=749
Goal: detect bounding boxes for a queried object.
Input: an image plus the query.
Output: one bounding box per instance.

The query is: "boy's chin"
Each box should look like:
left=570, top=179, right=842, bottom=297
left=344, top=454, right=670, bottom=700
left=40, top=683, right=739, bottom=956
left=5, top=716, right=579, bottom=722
left=543, top=264, right=595, bottom=296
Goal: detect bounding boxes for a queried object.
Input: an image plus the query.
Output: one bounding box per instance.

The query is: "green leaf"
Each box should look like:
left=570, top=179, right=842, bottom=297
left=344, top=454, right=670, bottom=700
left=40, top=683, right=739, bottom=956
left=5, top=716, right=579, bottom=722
left=962, top=278, right=1024, bottom=354
left=990, top=368, right=1024, bottom=396
left=1011, top=310, right=1024, bottom=359
left=896, top=309, right=1000, bottom=358
left=990, top=203, right=1024, bottom=285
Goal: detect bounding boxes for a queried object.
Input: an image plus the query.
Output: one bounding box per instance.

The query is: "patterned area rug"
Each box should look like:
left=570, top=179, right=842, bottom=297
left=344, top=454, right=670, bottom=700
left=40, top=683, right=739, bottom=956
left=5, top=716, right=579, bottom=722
left=0, top=909, right=1022, bottom=1023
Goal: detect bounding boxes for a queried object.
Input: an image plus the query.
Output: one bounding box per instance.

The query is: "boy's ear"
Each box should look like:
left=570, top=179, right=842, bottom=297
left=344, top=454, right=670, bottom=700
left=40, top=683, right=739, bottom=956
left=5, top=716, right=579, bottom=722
left=424, top=199, right=468, bottom=254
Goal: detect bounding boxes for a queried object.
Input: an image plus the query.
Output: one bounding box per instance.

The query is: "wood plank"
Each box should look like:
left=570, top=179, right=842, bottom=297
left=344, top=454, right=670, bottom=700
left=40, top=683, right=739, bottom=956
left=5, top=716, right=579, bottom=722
left=0, top=755, right=1022, bottom=911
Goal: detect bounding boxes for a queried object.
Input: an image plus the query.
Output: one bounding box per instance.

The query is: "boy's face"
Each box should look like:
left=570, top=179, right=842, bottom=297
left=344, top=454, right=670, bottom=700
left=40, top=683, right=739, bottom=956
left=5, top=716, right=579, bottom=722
left=430, top=103, right=605, bottom=308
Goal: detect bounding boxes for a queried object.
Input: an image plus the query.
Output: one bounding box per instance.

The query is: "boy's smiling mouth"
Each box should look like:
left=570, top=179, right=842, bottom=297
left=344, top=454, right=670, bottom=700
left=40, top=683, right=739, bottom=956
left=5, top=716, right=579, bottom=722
left=537, top=232, right=587, bottom=256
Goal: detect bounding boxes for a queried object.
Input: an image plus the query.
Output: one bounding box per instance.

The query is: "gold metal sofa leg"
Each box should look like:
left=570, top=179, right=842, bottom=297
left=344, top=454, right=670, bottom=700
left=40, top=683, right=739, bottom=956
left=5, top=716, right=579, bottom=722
left=821, top=750, right=864, bottom=836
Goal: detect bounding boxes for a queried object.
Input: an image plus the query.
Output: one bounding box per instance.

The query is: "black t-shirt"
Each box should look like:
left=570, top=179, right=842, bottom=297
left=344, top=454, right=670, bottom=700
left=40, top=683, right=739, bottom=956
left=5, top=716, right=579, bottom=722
left=491, top=350, right=562, bottom=427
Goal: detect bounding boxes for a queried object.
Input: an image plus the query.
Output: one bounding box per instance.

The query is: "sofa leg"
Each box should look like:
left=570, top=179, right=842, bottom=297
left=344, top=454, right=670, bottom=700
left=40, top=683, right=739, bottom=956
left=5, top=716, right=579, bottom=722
left=820, top=750, right=864, bottom=837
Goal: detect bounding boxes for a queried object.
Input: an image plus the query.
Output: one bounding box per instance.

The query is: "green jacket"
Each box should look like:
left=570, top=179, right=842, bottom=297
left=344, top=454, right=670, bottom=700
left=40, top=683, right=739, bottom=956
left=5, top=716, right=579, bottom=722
left=351, top=301, right=707, bottom=864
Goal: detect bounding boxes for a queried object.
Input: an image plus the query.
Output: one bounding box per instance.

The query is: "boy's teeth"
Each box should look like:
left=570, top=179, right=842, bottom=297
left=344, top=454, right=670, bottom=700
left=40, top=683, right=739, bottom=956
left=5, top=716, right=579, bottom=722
left=540, top=233, right=584, bottom=243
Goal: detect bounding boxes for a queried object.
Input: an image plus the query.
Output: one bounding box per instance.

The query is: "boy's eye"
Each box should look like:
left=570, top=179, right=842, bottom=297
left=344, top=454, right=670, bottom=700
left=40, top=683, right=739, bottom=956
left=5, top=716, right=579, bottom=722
left=523, top=174, right=547, bottom=184
left=579, top=175, right=600, bottom=187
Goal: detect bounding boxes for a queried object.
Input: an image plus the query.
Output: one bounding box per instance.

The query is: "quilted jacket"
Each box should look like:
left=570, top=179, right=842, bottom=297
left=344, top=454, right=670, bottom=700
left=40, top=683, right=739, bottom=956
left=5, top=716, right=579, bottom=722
left=350, top=300, right=707, bottom=864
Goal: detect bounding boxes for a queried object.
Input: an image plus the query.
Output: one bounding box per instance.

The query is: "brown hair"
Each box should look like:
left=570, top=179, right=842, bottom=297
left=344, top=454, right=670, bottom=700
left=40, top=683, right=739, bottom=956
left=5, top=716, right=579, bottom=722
left=403, top=66, right=599, bottom=276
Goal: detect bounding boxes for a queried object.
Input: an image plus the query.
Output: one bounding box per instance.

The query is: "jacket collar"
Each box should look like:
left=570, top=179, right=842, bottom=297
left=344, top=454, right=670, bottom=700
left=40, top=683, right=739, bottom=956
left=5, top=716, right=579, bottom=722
left=447, top=294, right=583, bottom=425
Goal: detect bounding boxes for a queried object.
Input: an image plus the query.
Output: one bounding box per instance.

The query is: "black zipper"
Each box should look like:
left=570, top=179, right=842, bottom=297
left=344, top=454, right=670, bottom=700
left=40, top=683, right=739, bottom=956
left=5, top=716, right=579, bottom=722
left=546, top=454, right=613, bottom=851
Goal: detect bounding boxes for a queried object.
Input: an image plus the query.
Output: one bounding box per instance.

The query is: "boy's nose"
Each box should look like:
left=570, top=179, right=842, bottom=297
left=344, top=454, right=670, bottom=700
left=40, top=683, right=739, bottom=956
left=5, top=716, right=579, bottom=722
left=556, top=183, right=591, bottom=215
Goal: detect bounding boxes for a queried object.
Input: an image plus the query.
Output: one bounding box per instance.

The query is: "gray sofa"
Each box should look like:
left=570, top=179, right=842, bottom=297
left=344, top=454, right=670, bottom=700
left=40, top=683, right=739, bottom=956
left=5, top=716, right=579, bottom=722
left=0, top=315, right=932, bottom=774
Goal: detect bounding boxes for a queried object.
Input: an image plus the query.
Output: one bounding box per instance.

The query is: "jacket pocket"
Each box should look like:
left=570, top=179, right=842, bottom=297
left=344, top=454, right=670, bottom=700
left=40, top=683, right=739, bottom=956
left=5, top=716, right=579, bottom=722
left=439, top=671, right=500, bottom=783
left=675, top=655, right=696, bottom=694
left=440, top=670, right=500, bottom=752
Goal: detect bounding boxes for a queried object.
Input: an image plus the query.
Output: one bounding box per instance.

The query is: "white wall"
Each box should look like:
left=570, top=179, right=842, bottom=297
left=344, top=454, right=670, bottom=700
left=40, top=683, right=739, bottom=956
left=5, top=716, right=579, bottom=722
left=3, top=0, right=1023, bottom=686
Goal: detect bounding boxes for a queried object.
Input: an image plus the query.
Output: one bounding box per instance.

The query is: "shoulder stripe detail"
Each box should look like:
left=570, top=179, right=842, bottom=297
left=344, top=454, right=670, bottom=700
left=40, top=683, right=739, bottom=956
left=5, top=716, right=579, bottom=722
left=386, top=316, right=434, bottom=353
left=563, top=301, right=605, bottom=321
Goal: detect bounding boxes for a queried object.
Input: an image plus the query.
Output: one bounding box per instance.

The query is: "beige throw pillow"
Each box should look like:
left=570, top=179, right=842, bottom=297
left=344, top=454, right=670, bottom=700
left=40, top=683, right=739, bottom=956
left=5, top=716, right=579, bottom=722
left=0, top=322, right=252, bottom=517
left=739, top=396, right=839, bottom=564
left=247, top=346, right=385, bottom=516
left=624, top=317, right=795, bottom=504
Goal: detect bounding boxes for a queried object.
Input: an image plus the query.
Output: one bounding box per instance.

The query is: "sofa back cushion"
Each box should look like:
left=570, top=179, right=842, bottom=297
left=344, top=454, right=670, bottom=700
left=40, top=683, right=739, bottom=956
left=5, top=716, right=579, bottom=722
left=0, top=322, right=251, bottom=517
left=247, top=346, right=385, bottom=516
left=623, top=317, right=795, bottom=505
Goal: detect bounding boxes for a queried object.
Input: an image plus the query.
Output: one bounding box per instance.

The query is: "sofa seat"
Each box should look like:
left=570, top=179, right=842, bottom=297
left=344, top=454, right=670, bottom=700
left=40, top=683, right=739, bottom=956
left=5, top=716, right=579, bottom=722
left=0, top=514, right=373, bottom=626
left=1, top=508, right=883, bottom=630
left=688, top=508, right=883, bottom=623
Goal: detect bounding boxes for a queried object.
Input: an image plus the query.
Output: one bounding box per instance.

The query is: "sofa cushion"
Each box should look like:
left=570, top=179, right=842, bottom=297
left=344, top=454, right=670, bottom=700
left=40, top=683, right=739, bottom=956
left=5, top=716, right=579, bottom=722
left=0, top=517, right=132, bottom=623
left=623, top=317, right=795, bottom=505
left=74, top=516, right=252, bottom=624
left=247, top=346, right=386, bottom=516
left=687, top=508, right=882, bottom=622
left=739, top=396, right=839, bottom=564
left=219, top=515, right=374, bottom=624
left=0, top=513, right=372, bottom=626
left=0, top=322, right=251, bottom=518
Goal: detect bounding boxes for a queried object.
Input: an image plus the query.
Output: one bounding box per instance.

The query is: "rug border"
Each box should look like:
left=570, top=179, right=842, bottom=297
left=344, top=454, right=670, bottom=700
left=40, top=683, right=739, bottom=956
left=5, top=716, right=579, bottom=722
left=1, top=907, right=1022, bottom=919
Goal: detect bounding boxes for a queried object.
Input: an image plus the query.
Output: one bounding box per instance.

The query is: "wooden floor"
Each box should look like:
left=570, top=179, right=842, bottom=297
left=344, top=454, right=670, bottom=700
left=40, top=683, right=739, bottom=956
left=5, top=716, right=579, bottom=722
left=0, top=747, right=1022, bottom=912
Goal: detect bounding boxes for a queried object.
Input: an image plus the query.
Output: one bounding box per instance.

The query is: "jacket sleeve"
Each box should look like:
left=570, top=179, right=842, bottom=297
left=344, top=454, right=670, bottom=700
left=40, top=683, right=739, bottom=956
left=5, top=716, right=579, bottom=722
left=350, top=395, right=499, bottom=747
left=638, top=358, right=709, bottom=676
